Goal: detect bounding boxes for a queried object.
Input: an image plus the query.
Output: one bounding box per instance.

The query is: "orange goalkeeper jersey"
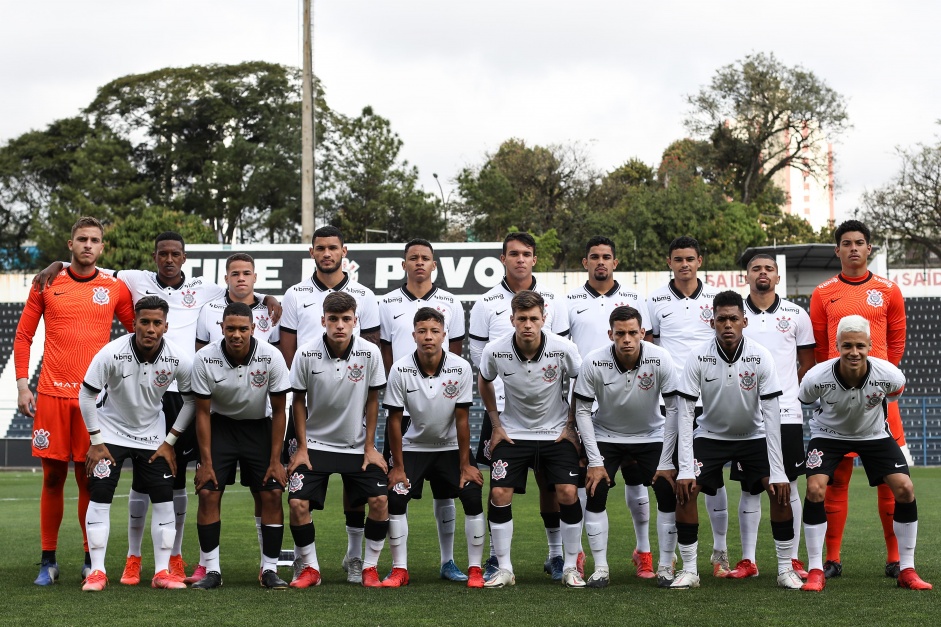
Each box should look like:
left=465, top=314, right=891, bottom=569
left=809, top=271, right=906, bottom=365
left=14, top=268, right=135, bottom=398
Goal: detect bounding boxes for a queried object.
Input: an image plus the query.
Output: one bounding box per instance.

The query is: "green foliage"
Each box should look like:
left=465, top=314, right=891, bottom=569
left=98, top=203, right=216, bottom=270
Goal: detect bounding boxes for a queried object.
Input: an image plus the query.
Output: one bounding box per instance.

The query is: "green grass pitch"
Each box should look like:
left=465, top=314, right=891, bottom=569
left=0, top=468, right=937, bottom=626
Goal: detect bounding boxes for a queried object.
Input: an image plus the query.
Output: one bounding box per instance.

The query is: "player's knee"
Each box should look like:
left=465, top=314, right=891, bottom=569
left=367, top=494, right=388, bottom=517
left=489, top=487, right=513, bottom=506
left=891, top=478, right=914, bottom=504
left=288, top=499, right=310, bottom=524
left=805, top=477, right=827, bottom=502
left=387, top=492, right=409, bottom=516
left=42, top=466, right=68, bottom=489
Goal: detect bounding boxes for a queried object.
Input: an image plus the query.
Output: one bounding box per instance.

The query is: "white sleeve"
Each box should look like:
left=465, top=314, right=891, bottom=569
left=191, top=354, right=212, bottom=397
left=383, top=368, right=405, bottom=410
left=280, top=289, right=300, bottom=333
left=647, top=299, right=661, bottom=339
left=762, top=395, right=787, bottom=484
left=795, top=307, right=815, bottom=349
left=378, top=301, right=392, bottom=344
left=478, top=343, right=497, bottom=382
left=468, top=301, right=490, bottom=368
left=551, top=295, right=570, bottom=336
left=195, top=306, right=212, bottom=344
left=575, top=397, right=602, bottom=467
left=359, top=291, right=381, bottom=333
left=268, top=351, right=291, bottom=393
left=170, top=396, right=196, bottom=434
left=676, top=396, right=697, bottom=480
left=798, top=369, right=820, bottom=405
left=289, top=353, right=308, bottom=392
left=659, top=394, right=679, bottom=471
left=368, top=346, right=386, bottom=389
left=79, top=385, right=101, bottom=434
left=458, top=364, right=474, bottom=405
left=174, top=355, right=193, bottom=395
left=449, top=300, right=467, bottom=342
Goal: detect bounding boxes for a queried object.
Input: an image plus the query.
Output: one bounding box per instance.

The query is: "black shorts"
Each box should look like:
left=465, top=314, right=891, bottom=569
left=805, top=437, right=909, bottom=487
left=489, top=439, right=580, bottom=492
left=132, top=391, right=191, bottom=493
left=392, top=449, right=463, bottom=500
left=597, top=442, right=665, bottom=488
left=199, top=414, right=282, bottom=493
left=382, top=413, right=413, bottom=469
left=287, top=449, right=387, bottom=509
left=475, top=419, right=494, bottom=466
left=781, top=424, right=806, bottom=482
left=89, top=443, right=174, bottom=504
left=694, top=437, right=769, bottom=496
left=282, top=404, right=300, bottom=466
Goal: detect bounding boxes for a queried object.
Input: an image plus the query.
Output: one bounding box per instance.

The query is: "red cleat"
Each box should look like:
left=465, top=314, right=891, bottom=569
left=290, top=566, right=322, bottom=588
left=168, top=555, right=187, bottom=580
left=726, top=559, right=759, bottom=579
left=897, top=568, right=933, bottom=590
left=467, top=566, right=484, bottom=588
left=152, top=569, right=187, bottom=589
left=120, top=556, right=142, bottom=585
left=631, top=549, right=656, bottom=579
left=791, top=559, right=809, bottom=579
left=801, top=569, right=826, bottom=592
left=362, top=566, right=382, bottom=588
left=381, top=567, right=410, bottom=588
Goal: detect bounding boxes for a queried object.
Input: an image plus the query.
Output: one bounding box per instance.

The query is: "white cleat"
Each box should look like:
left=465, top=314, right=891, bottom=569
left=483, top=568, right=516, bottom=588
left=669, top=570, right=701, bottom=589
left=656, top=564, right=676, bottom=588
left=342, top=555, right=363, bottom=584
left=777, top=569, right=804, bottom=589
left=586, top=568, right=610, bottom=588
left=562, top=567, right=586, bottom=588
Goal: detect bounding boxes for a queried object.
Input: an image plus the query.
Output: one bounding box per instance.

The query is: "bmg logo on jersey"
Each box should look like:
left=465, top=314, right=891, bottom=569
left=739, top=371, right=757, bottom=391
left=251, top=369, right=268, bottom=387
left=347, top=363, right=365, bottom=383
left=92, top=286, right=110, bottom=305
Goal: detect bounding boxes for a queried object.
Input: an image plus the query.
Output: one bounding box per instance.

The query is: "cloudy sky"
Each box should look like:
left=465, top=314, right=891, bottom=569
left=2, top=1, right=939, bottom=224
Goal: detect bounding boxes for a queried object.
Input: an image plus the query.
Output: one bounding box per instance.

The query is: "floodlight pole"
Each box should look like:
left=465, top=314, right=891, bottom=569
left=301, top=0, right=316, bottom=243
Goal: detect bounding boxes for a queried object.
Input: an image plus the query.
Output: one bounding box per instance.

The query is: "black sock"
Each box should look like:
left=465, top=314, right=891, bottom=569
left=261, top=525, right=284, bottom=561
left=197, top=521, right=221, bottom=552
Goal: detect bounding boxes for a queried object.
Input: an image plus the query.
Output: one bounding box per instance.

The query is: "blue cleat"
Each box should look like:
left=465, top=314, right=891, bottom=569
left=34, top=560, right=60, bottom=586
left=483, top=556, right=500, bottom=582
left=544, top=555, right=564, bottom=581
left=440, top=559, right=469, bottom=582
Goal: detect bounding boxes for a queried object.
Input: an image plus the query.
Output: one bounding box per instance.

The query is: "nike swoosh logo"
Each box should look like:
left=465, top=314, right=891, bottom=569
left=830, top=298, right=841, bottom=303
left=214, top=378, right=226, bottom=383
left=303, top=302, right=316, bottom=308
left=88, top=521, right=102, bottom=525
left=743, top=510, right=759, bottom=514
left=502, top=372, right=515, bottom=378
left=895, top=463, right=906, bottom=468
left=826, top=401, right=837, bottom=405
left=587, top=532, right=601, bottom=537
left=576, top=309, right=588, bottom=315
left=667, top=530, right=677, bottom=535
left=496, top=310, right=507, bottom=316
left=130, top=515, right=143, bottom=519
left=406, top=389, right=419, bottom=394
left=183, top=448, right=194, bottom=455
left=603, top=382, right=616, bottom=386
left=390, top=535, right=405, bottom=540
left=568, top=472, right=579, bottom=477
left=705, top=377, right=718, bottom=382
left=394, top=313, right=405, bottom=319
left=473, top=535, right=484, bottom=539
left=712, top=508, right=726, bottom=512
left=122, top=373, right=133, bottom=379
left=145, top=290, right=161, bottom=295
left=442, top=519, right=455, bottom=525
left=795, top=461, right=805, bottom=468
left=54, top=291, right=65, bottom=296
left=159, top=521, right=174, bottom=525
left=662, top=312, right=673, bottom=318
left=163, top=473, right=173, bottom=479
left=377, top=483, right=387, bottom=487
left=312, top=371, right=324, bottom=375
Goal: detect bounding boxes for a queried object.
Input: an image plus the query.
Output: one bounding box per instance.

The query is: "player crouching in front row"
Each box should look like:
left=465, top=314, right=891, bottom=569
left=79, top=296, right=194, bottom=591
left=798, top=315, right=931, bottom=591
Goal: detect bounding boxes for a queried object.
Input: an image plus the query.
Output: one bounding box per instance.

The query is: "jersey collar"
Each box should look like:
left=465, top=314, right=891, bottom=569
left=745, top=294, right=780, bottom=314
left=584, top=280, right=620, bottom=298
left=155, top=272, right=186, bottom=290
left=224, top=292, right=261, bottom=307
left=611, top=343, right=644, bottom=374
left=323, top=333, right=355, bottom=361
left=411, top=350, right=447, bottom=378
left=838, top=271, right=873, bottom=286
left=130, top=335, right=165, bottom=364
left=668, top=278, right=703, bottom=300
left=500, top=276, right=537, bottom=294
left=715, top=337, right=745, bottom=364
left=221, top=336, right=257, bottom=367
left=401, top=283, right=438, bottom=302
left=66, top=267, right=99, bottom=283
left=832, top=359, right=872, bottom=390
left=511, top=331, right=546, bottom=362
left=312, top=271, right=350, bottom=293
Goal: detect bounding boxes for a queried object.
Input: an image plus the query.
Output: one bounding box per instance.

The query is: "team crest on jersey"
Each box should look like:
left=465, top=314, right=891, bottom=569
left=255, top=314, right=271, bottom=332
left=806, top=448, right=824, bottom=469
left=93, top=459, right=112, bottom=479
left=92, top=286, right=110, bottom=306
left=153, top=370, right=172, bottom=387
left=865, top=392, right=884, bottom=409
left=699, top=305, right=713, bottom=323
left=693, top=459, right=703, bottom=477
left=866, top=289, right=884, bottom=308
left=250, top=369, right=268, bottom=388
left=739, top=371, right=757, bottom=391
left=393, top=482, right=410, bottom=495
left=288, top=438, right=298, bottom=458
left=442, top=380, right=459, bottom=399
left=542, top=365, right=559, bottom=383
left=638, top=372, right=655, bottom=391
left=483, top=439, right=492, bottom=460
left=181, top=289, right=198, bottom=308
left=288, top=472, right=304, bottom=493
left=32, top=429, right=51, bottom=450
left=347, top=364, right=365, bottom=383
left=491, top=459, right=508, bottom=480
left=775, top=316, right=791, bottom=332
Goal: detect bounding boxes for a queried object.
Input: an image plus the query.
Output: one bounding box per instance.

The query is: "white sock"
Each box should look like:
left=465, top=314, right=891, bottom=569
left=895, top=519, right=918, bottom=571
left=433, top=499, right=456, bottom=565
left=127, top=488, right=148, bottom=558
left=804, top=521, right=826, bottom=571
left=465, top=513, right=485, bottom=568
left=705, top=486, right=728, bottom=551
left=584, top=510, right=609, bottom=571
left=656, top=509, right=677, bottom=569
left=346, top=526, right=364, bottom=560
left=364, top=525, right=386, bottom=569
left=577, top=487, right=588, bottom=515
left=151, top=500, right=175, bottom=574
left=561, top=519, right=583, bottom=571
left=738, top=491, right=762, bottom=562
left=789, top=481, right=802, bottom=560
left=255, top=516, right=264, bottom=566
left=171, top=488, right=187, bottom=556
left=775, top=536, right=794, bottom=574
left=298, top=538, right=319, bottom=571
left=86, top=501, right=111, bottom=573
left=490, top=519, right=514, bottom=574
left=389, top=513, right=409, bottom=569
left=546, top=524, right=562, bottom=559
left=679, top=540, right=698, bottom=575
left=200, top=546, right=220, bottom=573
left=626, top=484, right=650, bottom=553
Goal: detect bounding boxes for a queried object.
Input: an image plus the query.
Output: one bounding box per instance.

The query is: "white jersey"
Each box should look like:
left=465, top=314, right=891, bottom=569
left=799, top=357, right=905, bottom=441
left=469, top=277, right=569, bottom=411
left=567, top=281, right=649, bottom=358
left=289, top=335, right=386, bottom=453
left=196, top=294, right=280, bottom=345
left=479, top=332, right=581, bottom=441
left=82, top=335, right=193, bottom=448
left=379, top=284, right=466, bottom=363
left=192, top=338, right=290, bottom=420
left=743, top=295, right=815, bottom=425
left=382, top=351, right=474, bottom=451
left=281, top=273, right=380, bottom=351
left=647, top=279, right=720, bottom=378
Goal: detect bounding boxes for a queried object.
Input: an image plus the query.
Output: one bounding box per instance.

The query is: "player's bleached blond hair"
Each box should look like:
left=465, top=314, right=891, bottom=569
left=836, top=315, right=870, bottom=340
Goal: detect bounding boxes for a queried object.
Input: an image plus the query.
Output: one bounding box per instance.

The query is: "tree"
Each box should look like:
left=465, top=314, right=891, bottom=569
left=685, top=52, right=849, bottom=205
left=99, top=203, right=216, bottom=270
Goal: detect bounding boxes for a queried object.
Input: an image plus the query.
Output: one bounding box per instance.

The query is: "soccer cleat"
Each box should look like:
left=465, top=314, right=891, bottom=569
left=184, top=564, right=207, bottom=584
left=260, top=569, right=289, bottom=590
left=576, top=551, right=586, bottom=578
left=586, top=568, right=610, bottom=588
left=483, top=568, right=516, bottom=588
left=290, top=566, right=322, bottom=588
left=544, top=555, right=564, bottom=581
left=725, top=559, right=759, bottom=579
left=656, top=564, right=676, bottom=588
left=801, top=568, right=825, bottom=592
left=120, top=556, right=142, bottom=585
left=777, top=569, right=804, bottom=589
left=710, top=549, right=731, bottom=577
left=823, top=559, right=842, bottom=579
left=885, top=561, right=901, bottom=579
left=439, top=559, right=468, bottom=582
left=191, top=571, right=223, bottom=590
left=467, top=566, right=485, bottom=588
left=34, top=560, right=59, bottom=586
left=343, top=556, right=364, bottom=584
left=791, top=559, right=809, bottom=579
left=382, top=567, right=410, bottom=588
left=361, top=566, right=382, bottom=588
left=632, top=549, right=656, bottom=579
left=897, top=568, right=932, bottom=590
left=669, top=570, right=701, bottom=589
left=562, top=567, right=586, bottom=588
left=168, top=554, right=187, bottom=580
left=151, top=569, right=186, bottom=589
left=81, top=569, right=108, bottom=592
left=483, top=555, right=500, bottom=582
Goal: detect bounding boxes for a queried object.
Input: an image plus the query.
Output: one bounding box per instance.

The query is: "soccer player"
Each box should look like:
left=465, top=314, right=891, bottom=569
left=78, top=296, right=193, bottom=591
left=285, top=292, right=389, bottom=588
left=382, top=307, right=484, bottom=588
left=809, top=219, right=907, bottom=579
left=573, top=306, right=680, bottom=588
left=646, top=236, right=731, bottom=576
left=190, top=302, right=291, bottom=590
left=14, top=216, right=135, bottom=585
left=378, top=239, right=469, bottom=582
left=469, top=232, right=573, bottom=581
left=567, top=236, right=656, bottom=579
left=798, top=315, right=931, bottom=591
left=734, top=254, right=816, bottom=579
left=670, top=290, right=801, bottom=590
left=478, top=290, right=584, bottom=588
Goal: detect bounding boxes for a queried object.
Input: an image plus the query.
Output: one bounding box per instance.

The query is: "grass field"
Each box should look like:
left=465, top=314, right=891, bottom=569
left=1, top=467, right=937, bottom=626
